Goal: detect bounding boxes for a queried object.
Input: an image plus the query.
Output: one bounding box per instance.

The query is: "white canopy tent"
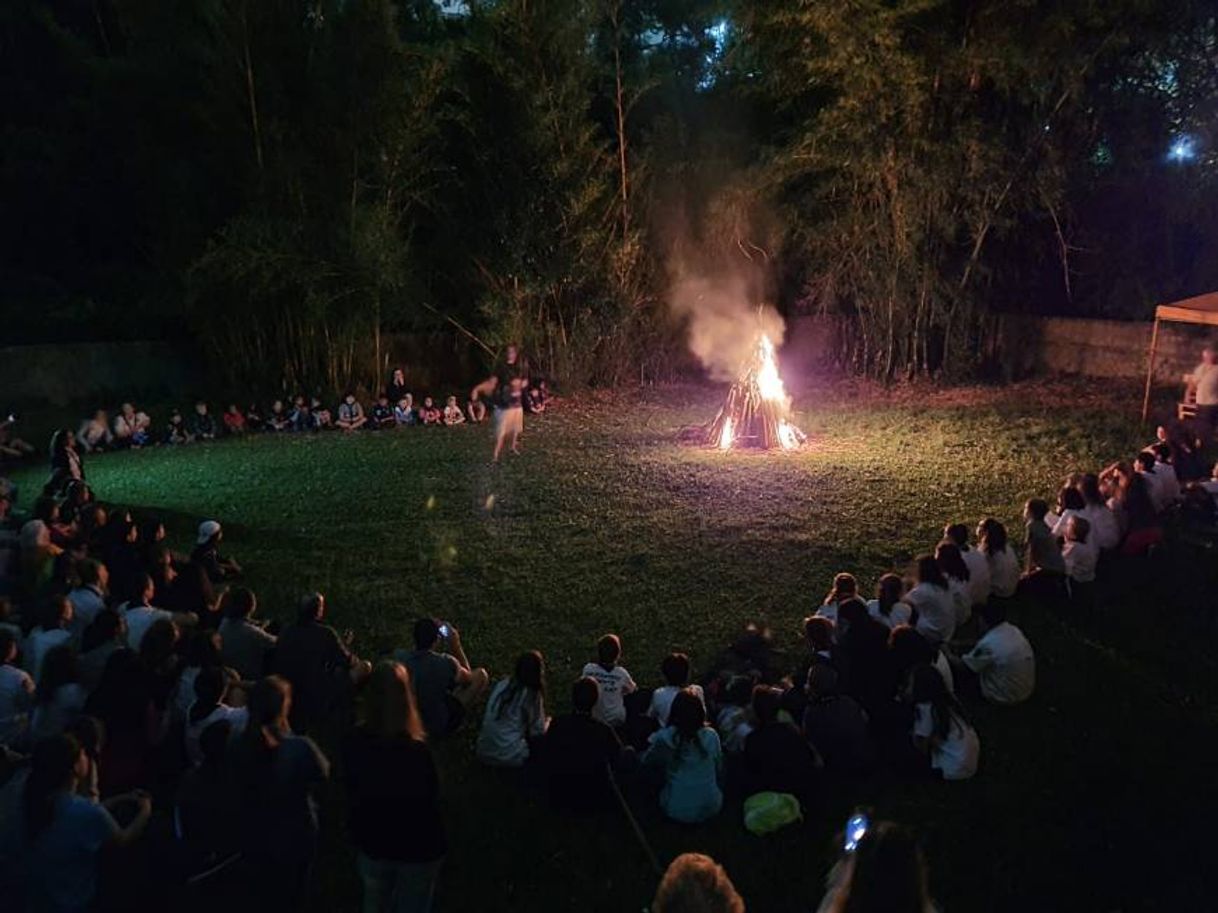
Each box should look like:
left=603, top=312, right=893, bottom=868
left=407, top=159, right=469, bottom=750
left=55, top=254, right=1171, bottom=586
left=1141, top=291, right=1218, bottom=421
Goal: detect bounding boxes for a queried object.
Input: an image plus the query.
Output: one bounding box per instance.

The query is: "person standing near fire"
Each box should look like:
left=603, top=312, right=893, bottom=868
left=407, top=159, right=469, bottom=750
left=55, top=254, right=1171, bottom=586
left=471, top=343, right=528, bottom=462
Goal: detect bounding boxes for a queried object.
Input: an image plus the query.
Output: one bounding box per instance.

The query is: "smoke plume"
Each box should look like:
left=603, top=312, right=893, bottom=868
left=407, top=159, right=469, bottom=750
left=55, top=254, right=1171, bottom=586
left=668, top=270, right=786, bottom=382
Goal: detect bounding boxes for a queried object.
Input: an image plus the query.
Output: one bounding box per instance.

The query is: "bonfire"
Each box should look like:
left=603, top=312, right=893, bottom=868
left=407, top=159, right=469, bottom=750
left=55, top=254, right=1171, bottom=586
left=705, top=333, right=806, bottom=451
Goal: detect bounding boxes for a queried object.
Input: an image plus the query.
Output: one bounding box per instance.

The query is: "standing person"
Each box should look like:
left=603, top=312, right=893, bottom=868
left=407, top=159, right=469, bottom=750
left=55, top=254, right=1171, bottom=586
left=387, top=368, right=409, bottom=405
left=470, top=343, right=528, bottom=462
left=396, top=618, right=488, bottom=738
left=1187, top=343, right=1218, bottom=435
left=226, top=676, right=330, bottom=913
left=343, top=662, right=446, bottom=913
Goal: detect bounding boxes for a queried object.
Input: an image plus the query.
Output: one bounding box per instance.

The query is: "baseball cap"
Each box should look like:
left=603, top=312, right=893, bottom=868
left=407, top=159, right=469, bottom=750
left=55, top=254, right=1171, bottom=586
left=197, top=520, right=222, bottom=545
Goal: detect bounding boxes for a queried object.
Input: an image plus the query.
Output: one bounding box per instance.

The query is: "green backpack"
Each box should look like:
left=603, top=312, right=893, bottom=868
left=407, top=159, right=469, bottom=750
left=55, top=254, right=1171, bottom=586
left=743, top=791, right=803, bottom=836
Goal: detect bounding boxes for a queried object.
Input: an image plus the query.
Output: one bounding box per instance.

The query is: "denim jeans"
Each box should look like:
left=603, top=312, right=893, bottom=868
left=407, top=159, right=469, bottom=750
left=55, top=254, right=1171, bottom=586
left=357, top=853, right=443, bottom=913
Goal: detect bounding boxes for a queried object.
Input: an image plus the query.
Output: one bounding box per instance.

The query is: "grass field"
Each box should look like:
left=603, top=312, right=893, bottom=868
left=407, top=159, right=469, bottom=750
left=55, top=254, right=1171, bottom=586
left=8, top=381, right=1218, bottom=912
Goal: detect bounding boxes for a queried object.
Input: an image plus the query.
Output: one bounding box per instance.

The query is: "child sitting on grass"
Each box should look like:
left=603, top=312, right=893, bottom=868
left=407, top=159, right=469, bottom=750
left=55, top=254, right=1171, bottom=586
left=370, top=394, right=396, bottom=430
left=581, top=634, right=636, bottom=729
left=648, top=652, right=705, bottom=727
left=1062, top=515, right=1097, bottom=615
left=394, top=395, right=416, bottom=426
left=266, top=399, right=291, bottom=432
left=714, top=674, right=755, bottom=754
left=311, top=397, right=332, bottom=428
left=244, top=403, right=264, bottom=432
left=443, top=396, right=466, bottom=426
left=525, top=381, right=547, bottom=414
left=336, top=393, right=367, bottom=432
left=642, top=689, right=723, bottom=823
left=417, top=396, right=442, bottom=425
left=817, top=572, right=858, bottom=624
left=188, top=402, right=218, bottom=441
left=222, top=404, right=246, bottom=435
left=165, top=409, right=189, bottom=444
left=290, top=396, right=317, bottom=432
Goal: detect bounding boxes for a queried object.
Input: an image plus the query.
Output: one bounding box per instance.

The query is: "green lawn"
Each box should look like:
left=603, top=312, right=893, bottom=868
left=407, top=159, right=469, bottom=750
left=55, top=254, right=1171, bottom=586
left=9, top=382, right=1218, bottom=911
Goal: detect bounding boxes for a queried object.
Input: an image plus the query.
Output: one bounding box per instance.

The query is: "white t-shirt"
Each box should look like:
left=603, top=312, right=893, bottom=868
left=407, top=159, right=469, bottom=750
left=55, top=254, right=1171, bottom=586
left=0, top=663, right=35, bottom=745
left=184, top=703, right=248, bottom=766
left=960, top=547, right=990, bottom=606
left=715, top=705, right=753, bottom=754
left=933, top=650, right=955, bottom=694
left=24, top=628, right=71, bottom=683
left=865, top=598, right=913, bottom=629
left=581, top=662, right=636, bottom=727
left=946, top=577, right=971, bottom=627
left=475, top=678, right=547, bottom=767
left=1139, top=469, right=1168, bottom=513
left=906, top=583, right=955, bottom=645
left=30, top=683, right=88, bottom=740
left=986, top=545, right=1020, bottom=598
left=121, top=604, right=173, bottom=651
left=815, top=600, right=844, bottom=624
left=1079, top=502, right=1120, bottom=551
left=963, top=622, right=1035, bottom=705
left=1193, top=362, right=1218, bottom=406
left=647, top=683, right=705, bottom=727
left=1049, top=509, right=1081, bottom=541
left=1155, top=460, right=1180, bottom=504
left=913, top=703, right=979, bottom=780
left=1063, top=538, right=1098, bottom=584
left=67, top=586, right=107, bottom=641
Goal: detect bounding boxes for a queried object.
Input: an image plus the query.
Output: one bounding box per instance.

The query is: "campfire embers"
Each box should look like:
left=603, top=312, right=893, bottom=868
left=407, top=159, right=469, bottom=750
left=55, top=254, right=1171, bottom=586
left=705, top=334, right=805, bottom=451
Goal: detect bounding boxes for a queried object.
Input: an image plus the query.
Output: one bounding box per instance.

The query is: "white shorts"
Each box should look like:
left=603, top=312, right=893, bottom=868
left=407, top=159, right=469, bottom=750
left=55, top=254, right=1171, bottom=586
left=494, top=406, right=523, bottom=439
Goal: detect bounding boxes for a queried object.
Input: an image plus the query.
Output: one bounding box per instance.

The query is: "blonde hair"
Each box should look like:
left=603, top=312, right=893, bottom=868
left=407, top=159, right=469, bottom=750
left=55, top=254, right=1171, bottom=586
left=652, top=853, right=745, bottom=913
left=363, top=661, right=426, bottom=742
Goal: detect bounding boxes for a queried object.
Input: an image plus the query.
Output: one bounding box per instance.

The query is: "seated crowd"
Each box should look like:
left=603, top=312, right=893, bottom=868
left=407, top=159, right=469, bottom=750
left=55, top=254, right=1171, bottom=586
left=0, top=416, right=1213, bottom=913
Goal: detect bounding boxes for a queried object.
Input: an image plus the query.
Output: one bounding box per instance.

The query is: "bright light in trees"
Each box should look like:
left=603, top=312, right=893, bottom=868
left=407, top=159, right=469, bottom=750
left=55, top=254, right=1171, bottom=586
left=1168, top=136, right=1195, bottom=162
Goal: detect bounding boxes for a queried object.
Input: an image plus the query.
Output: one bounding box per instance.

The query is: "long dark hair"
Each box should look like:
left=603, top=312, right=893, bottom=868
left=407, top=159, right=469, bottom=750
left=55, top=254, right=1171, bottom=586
left=978, top=518, right=1008, bottom=555
left=915, top=555, right=947, bottom=590
left=910, top=664, right=967, bottom=742
left=875, top=573, right=905, bottom=617
left=934, top=542, right=969, bottom=583
left=492, top=650, right=545, bottom=720
left=24, top=734, right=82, bottom=839
left=36, top=645, right=79, bottom=704
left=833, top=822, right=930, bottom=913
left=668, top=688, right=709, bottom=758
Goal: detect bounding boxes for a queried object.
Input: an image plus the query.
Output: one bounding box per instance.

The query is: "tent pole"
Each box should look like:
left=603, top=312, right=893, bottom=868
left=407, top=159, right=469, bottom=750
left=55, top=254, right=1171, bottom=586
left=1141, top=317, right=1161, bottom=423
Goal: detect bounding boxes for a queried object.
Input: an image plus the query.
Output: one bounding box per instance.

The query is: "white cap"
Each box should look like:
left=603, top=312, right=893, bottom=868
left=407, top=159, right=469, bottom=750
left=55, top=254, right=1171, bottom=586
left=197, top=520, right=222, bottom=545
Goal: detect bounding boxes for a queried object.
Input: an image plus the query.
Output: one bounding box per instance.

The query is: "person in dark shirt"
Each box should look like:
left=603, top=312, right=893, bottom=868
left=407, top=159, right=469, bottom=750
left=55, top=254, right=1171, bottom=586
left=802, top=664, right=876, bottom=777
left=742, top=685, right=820, bottom=807
left=395, top=618, right=488, bottom=738
left=190, top=520, right=241, bottom=583
left=369, top=395, right=396, bottom=430
left=274, top=592, right=371, bottom=733
left=188, top=402, right=218, bottom=441
left=540, top=676, right=627, bottom=814
left=783, top=615, right=838, bottom=721
left=387, top=367, right=409, bottom=405
left=470, top=343, right=528, bottom=462
left=343, top=661, right=445, bottom=912
left=835, top=598, right=895, bottom=718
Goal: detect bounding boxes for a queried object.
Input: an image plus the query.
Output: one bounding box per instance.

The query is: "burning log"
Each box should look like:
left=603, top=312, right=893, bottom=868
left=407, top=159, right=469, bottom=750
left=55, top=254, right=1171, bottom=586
left=704, top=334, right=805, bottom=451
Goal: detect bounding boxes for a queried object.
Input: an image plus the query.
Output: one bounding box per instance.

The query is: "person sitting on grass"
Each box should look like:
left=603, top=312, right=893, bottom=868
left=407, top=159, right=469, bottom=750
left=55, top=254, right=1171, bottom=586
left=1048, top=485, right=1086, bottom=540
left=184, top=665, right=248, bottom=767
left=867, top=573, right=913, bottom=630
left=76, top=410, right=113, bottom=453
left=815, top=821, right=937, bottom=913
left=1151, top=442, right=1182, bottom=505
left=784, top=615, right=838, bottom=721
left=648, top=652, right=705, bottom=727
left=540, top=676, right=629, bottom=814
left=1062, top=515, right=1098, bottom=614
left=312, top=397, right=332, bottom=429
left=218, top=587, right=277, bottom=681
left=652, top=853, right=744, bottom=913
left=643, top=688, right=724, bottom=823
left=715, top=674, right=756, bottom=755
left=21, top=733, right=152, bottom=913
left=191, top=520, right=241, bottom=583
left=581, top=633, right=636, bottom=730
left=68, top=559, right=108, bottom=641
left=174, top=718, right=238, bottom=872
left=164, top=408, right=189, bottom=444
left=934, top=542, right=972, bottom=629
left=244, top=402, right=264, bottom=432
left=78, top=611, right=126, bottom=693
left=908, top=663, right=979, bottom=780
left=394, top=395, right=416, bottom=426
left=1018, top=498, right=1066, bottom=603
left=978, top=517, right=1019, bottom=599
left=905, top=556, right=955, bottom=647
left=225, top=675, right=330, bottom=913
left=337, top=393, right=368, bottom=432
left=112, top=403, right=151, bottom=448
left=466, top=397, right=487, bottom=424
left=417, top=396, right=442, bottom=426
left=0, top=627, right=34, bottom=747
left=817, top=572, right=858, bottom=624
left=443, top=396, right=466, bottom=426
left=0, top=414, right=36, bottom=461
left=342, top=661, right=447, bottom=913
left=274, top=592, right=371, bottom=733
left=742, top=684, right=820, bottom=806
left=119, top=573, right=180, bottom=650
left=188, top=401, right=218, bottom=441
left=802, top=663, right=875, bottom=777
left=222, top=403, right=247, bottom=435
left=960, top=599, right=1035, bottom=705
left=397, top=618, right=489, bottom=738
left=290, top=395, right=317, bottom=432
left=370, top=395, right=396, bottom=430
left=524, top=381, right=547, bottom=415
left=476, top=650, right=549, bottom=768
left=944, top=522, right=991, bottom=608
left=834, top=598, right=893, bottom=717
left=266, top=399, right=292, bottom=432
left=25, top=596, right=74, bottom=683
